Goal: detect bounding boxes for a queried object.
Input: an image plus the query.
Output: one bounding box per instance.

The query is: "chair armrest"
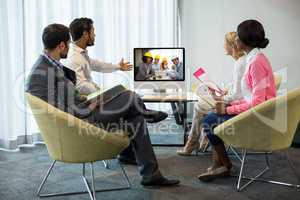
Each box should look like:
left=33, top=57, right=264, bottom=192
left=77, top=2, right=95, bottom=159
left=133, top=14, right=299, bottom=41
left=214, top=96, right=294, bottom=151
left=57, top=112, right=130, bottom=163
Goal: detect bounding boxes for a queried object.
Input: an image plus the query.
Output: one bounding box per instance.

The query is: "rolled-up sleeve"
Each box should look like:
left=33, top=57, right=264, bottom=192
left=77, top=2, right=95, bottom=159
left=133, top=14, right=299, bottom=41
left=89, top=58, right=120, bottom=73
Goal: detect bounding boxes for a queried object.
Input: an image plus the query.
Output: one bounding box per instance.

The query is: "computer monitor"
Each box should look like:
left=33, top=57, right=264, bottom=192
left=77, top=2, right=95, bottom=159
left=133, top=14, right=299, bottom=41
left=134, top=47, right=186, bottom=93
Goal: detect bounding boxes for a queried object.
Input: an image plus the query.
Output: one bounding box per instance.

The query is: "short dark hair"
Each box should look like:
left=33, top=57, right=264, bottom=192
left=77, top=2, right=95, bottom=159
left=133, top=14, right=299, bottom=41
left=69, top=18, right=94, bottom=41
left=42, top=24, right=70, bottom=50
left=237, top=19, right=269, bottom=49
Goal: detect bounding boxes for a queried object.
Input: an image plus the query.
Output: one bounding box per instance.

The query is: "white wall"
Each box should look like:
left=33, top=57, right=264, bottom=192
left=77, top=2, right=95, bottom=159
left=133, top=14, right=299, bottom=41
left=179, top=0, right=300, bottom=90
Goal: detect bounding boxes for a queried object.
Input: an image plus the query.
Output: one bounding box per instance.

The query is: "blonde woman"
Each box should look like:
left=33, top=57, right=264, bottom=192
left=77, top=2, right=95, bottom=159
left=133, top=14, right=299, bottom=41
left=177, top=32, right=246, bottom=156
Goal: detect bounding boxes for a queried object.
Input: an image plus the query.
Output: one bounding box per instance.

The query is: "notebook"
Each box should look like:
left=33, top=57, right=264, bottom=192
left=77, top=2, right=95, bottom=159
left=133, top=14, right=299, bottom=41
left=85, top=84, right=127, bottom=105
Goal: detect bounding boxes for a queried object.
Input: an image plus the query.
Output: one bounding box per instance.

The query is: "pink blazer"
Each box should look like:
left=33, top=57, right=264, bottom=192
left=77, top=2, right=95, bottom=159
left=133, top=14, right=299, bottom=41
left=226, top=53, right=276, bottom=115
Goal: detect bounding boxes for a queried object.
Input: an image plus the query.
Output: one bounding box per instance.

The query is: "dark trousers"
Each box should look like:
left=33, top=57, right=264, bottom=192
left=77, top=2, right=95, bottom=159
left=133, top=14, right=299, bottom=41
left=202, top=112, right=235, bottom=146
left=86, top=90, right=161, bottom=180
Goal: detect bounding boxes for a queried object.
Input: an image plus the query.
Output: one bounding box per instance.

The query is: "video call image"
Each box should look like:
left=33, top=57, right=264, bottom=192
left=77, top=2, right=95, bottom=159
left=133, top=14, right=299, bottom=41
left=134, top=48, right=184, bottom=81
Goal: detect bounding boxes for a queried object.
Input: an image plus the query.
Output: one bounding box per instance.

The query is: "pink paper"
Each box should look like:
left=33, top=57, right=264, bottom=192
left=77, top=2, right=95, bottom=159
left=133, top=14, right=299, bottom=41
left=193, top=67, right=205, bottom=79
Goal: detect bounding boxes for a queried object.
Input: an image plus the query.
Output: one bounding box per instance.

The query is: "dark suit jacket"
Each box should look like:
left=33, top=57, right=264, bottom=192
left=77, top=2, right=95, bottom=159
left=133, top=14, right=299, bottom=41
left=26, top=55, right=91, bottom=118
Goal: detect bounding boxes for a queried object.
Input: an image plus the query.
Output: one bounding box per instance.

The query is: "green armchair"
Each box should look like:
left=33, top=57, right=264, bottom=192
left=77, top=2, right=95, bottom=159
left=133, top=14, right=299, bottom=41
left=26, top=93, right=131, bottom=200
left=214, top=87, right=300, bottom=191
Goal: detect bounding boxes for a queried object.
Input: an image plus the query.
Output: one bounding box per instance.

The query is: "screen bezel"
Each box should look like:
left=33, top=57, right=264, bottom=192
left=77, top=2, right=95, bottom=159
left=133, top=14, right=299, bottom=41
left=133, top=47, right=185, bottom=82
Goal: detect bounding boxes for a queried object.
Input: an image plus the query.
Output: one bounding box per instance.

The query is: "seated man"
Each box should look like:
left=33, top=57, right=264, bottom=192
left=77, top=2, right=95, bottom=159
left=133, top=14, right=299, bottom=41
left=26, top=23, right=180, bottom=187
left=62, top=18, right=167, bottom=164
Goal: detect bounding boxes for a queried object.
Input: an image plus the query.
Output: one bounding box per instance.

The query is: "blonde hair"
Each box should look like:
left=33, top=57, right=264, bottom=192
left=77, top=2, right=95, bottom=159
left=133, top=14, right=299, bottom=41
left=225, top=32, right=245, bottom=60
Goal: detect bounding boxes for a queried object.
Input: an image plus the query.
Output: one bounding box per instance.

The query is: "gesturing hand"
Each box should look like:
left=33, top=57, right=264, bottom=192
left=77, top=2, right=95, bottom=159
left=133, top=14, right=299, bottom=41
left=119, top=58, right=133, bottom=71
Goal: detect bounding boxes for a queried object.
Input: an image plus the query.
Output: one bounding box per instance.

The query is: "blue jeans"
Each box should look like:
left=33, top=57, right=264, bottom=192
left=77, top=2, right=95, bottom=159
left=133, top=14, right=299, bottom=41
left=202, top=112, right=235, bottom=145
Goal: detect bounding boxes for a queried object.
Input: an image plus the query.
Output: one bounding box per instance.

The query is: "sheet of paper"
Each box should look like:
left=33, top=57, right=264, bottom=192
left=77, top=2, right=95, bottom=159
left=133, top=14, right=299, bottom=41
left=193, top=67, right=225, bottom=95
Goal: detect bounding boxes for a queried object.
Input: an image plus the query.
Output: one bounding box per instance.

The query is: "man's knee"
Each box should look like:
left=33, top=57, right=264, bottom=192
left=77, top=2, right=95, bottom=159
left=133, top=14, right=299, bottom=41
left=123, top=90, right=143, bottom=105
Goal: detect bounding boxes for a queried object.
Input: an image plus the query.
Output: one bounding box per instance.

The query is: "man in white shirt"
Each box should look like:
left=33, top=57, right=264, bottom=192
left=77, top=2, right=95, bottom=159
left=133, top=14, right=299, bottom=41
left=62, top=19, right=132, bottom=95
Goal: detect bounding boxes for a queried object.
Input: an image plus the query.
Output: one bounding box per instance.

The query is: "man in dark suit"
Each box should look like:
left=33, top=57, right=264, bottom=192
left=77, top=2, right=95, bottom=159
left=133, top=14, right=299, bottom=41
left=26, top=23, right=179, bottom=187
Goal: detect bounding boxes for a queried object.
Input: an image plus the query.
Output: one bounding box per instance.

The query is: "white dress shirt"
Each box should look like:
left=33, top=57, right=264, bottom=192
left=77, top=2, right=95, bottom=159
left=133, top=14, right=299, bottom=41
left=223, top=55, right=247, bottom=102
left=240, top=48, right=260, bottom=102
left=62, top=43, right=121, bottom=95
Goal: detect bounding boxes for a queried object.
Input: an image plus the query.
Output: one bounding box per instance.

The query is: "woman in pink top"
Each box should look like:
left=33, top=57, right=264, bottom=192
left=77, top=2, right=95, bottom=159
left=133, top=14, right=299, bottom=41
left=198, top=20, right=276, bottom=182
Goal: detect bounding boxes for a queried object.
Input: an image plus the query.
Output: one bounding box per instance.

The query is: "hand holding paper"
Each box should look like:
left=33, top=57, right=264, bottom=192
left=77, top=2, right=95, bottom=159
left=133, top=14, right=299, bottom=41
left=193, top=67, right=227, bottom=96
left=215, top=101, right=226, bottom=115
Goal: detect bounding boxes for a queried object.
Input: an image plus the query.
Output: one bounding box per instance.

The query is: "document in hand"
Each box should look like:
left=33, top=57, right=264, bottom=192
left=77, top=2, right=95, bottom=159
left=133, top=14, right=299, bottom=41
left=86, top=84, right=127, bottom=105
left=193, top=67, right=226, bottom=96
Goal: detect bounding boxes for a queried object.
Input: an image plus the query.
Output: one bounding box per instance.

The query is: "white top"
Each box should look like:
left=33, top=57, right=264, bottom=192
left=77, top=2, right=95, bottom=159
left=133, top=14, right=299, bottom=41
left=223, top=55, right=247, bottom=102
left=62, top=43, right=121, bottom=95
left=152, top=63, right=160, bottom=71
left=240, top=48, right=260, bottom=102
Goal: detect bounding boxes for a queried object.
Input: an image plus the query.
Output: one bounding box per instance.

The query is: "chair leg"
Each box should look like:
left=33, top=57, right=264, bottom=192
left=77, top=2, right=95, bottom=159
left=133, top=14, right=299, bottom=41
left=202, top=142, right=210, bottom=153
left=235, top=150, right=300, bottom=192
left=237, top=149, right=250, bottom=191
left=36, top=160, right=56, bottom=196
left=37, top=160, right=131, bottom=199
left=82, top=163, right=95, bottom=200
left=228, top=146, right=243, bottom=163
left=90, top=163, right=96, bottom=199
left=103, top=160, right=109, bottom=169
left=119, top=161, right=132, bottom=188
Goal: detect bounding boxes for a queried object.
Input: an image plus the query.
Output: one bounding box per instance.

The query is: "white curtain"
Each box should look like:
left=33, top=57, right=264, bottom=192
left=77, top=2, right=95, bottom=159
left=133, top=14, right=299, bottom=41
left=0, top=0, right=26, bottom=150
left=0, top=0, right=180, bottom=150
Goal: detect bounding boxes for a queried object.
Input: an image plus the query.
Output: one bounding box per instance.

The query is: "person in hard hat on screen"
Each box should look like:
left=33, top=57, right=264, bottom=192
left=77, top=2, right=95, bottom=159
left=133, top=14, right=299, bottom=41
left=167, top=55, right=184, bottom=80
left=160, top=57, right=169, bottom=71
left=136, top=52, right=155, bottom=80
left=152, top=55, right=161, bottom=71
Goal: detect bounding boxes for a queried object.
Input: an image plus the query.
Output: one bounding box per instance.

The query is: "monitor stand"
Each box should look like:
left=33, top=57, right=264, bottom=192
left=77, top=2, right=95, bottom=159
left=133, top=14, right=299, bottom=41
left=152, top=88, right=182, bottom=95
left=153, top=88, right=167, bottom=93
left=135, top=88, right=182, bottom=96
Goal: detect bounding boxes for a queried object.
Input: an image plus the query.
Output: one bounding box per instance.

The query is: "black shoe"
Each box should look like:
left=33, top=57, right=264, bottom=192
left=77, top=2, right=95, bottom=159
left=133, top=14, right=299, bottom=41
left=143, top=109, right=168, bottom=123
left=141, top=176, right=180, bottom=187
left=118, top=156, right=137, bottom=165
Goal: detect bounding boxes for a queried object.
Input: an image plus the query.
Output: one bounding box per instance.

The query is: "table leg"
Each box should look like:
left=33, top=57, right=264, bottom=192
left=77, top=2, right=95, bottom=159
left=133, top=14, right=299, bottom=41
left=170, top=102, right=183, bottom=125
left=182, top=101, right=188, bottom=145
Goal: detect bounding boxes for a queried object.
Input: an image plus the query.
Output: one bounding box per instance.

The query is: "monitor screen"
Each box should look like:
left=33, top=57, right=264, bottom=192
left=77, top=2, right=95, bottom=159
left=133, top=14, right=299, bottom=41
left=134, top=48, right=185, bottom=81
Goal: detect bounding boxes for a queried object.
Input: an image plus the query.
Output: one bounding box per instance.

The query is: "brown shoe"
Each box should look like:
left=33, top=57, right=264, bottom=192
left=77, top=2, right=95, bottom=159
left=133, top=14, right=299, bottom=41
left=177, top=140, right=200, bottom=156
left=198, top=166, right=230, bottom=182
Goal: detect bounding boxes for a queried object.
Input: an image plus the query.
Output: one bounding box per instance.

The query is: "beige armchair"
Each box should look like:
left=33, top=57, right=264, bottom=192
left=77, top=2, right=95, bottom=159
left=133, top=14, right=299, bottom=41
left=274, top=73, right=282, bottom=90
left=26, top=93, right=131, bottom=200
left=214, top=87, right=300, bottom=191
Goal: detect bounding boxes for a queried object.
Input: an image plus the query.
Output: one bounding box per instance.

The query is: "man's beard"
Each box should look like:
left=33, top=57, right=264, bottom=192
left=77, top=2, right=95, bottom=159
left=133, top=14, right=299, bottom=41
left=60, top=52, right=68, bottom=59
left=87, top=40, right=94, bottom=46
